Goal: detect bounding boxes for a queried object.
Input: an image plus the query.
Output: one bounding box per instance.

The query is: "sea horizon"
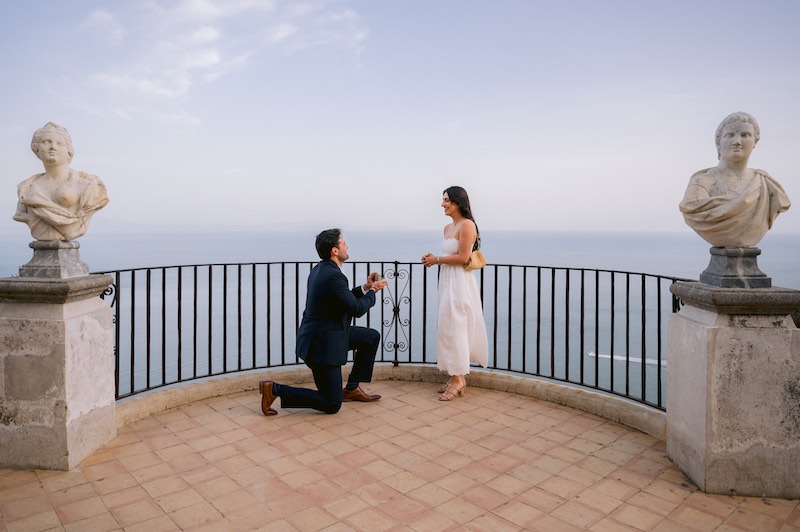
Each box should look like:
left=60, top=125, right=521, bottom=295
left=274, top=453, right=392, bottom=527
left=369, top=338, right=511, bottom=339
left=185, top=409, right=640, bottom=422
left=1, top=229, right=798, bottom=289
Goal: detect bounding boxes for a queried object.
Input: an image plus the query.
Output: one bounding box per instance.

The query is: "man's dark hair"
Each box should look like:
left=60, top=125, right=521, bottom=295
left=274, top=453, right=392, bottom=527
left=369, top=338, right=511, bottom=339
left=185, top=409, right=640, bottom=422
left=315, top=228, right=342, bottom=260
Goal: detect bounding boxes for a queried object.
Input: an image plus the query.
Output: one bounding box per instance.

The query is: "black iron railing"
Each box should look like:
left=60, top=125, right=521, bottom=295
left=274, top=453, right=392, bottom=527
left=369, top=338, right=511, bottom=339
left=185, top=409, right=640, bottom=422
left=98, top=262, right=693, bottom=410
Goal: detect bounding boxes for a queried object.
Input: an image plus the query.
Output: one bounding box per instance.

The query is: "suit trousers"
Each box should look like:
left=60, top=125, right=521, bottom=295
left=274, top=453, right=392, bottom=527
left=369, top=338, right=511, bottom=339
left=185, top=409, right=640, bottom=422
left=277, top=326, right=380, bottom=414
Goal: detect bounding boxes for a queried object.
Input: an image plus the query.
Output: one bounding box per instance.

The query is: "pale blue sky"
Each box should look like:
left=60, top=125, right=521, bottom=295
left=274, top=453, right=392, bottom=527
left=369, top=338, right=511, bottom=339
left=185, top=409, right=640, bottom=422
left=1, top=0, right=798, bottom=236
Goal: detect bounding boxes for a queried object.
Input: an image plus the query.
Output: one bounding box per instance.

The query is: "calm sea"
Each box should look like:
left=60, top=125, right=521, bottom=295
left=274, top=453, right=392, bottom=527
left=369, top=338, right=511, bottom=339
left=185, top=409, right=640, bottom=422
left=4, top=229, right=796, bottom=401
left=1, top=230, right=798, bottom=288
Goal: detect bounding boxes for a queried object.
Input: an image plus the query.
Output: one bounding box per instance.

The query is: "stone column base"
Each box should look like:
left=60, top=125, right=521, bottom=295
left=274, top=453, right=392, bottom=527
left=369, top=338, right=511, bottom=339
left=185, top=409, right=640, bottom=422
left=18, top=240, right=90, bottom=279
left=667, top=282, right=800, bottom=498
left=699, top=246, right=770, bottom=288
left=0, top=274, right=116, bottom=470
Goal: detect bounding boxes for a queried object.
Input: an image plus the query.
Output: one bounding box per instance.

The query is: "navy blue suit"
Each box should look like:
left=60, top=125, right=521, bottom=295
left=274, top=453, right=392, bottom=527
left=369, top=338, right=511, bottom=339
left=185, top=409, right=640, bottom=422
left=276, top=260, right=380, bottom=413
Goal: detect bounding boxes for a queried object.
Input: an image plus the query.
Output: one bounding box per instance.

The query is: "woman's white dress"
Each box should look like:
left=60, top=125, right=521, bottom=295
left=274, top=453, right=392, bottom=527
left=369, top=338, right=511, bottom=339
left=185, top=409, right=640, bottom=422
left=436, top=238, right=489, bottom=375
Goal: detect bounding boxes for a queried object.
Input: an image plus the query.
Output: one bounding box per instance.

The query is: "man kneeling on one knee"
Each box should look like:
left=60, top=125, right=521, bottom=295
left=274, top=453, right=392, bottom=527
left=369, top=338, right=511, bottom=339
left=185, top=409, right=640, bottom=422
left=259, top=228, right=388, bottom=415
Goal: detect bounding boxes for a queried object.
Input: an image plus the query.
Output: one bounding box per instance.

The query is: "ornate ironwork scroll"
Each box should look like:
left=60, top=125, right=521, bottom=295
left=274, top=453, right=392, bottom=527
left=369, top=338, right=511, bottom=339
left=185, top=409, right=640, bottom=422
left=99, top=283, right=117, bottom=324
left=380, top=266, right=411, bottom=356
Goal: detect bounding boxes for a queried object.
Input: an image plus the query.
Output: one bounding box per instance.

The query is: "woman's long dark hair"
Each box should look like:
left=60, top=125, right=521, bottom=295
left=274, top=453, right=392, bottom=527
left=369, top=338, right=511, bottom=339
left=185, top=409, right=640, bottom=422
left=444, top=186, right=480, bottom=250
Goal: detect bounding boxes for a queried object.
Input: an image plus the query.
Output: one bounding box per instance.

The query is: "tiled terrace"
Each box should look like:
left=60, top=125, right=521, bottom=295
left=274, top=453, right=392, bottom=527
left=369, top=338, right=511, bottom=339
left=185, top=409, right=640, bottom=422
left=1, top=380, right=798, bottom=531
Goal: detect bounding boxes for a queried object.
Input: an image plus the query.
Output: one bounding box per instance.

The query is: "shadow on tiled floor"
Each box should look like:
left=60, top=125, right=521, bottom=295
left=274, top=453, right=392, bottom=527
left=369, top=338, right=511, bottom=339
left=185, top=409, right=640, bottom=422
left=1, top=380, right=798, bottom=531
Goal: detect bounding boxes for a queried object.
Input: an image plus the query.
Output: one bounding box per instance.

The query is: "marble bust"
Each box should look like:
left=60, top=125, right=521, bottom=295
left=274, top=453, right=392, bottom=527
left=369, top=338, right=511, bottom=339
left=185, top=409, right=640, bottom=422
left=13, top=122, right=109, bottom=241
left=679, top=112, right=791, bottom=247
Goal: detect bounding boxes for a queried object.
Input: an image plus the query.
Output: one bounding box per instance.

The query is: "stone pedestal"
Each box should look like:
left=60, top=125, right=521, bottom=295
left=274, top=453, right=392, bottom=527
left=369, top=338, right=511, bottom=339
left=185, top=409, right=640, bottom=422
left=667, top=282, right=800, bottom=497
left=0, top=274, right=116, bottom=470
left=19, top=240, right=90, bottom=279
left=700, top=246, right=770, bottom=288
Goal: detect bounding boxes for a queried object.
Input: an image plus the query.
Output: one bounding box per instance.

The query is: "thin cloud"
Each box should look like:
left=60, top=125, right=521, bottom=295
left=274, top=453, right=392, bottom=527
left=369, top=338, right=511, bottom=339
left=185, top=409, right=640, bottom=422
left=315, top=8, right=367, bottom=48
left=285, top=0, right=329, bottom=18
left=173, top=0, right=277, bottom=21
left=160, top=110, right=203, bottom=126
left=181, top=50, right=221, bottom=71
left=78, top=10, right=125, bottom=43
left=173, top=0, right=223, bottom=21
left=188, top=26, right=221, bottom=44
left=91, top=72, right=191, bottom=99
left=270, top=22, right=298, bottom=42
left=78, top=0, right=367, bottom=119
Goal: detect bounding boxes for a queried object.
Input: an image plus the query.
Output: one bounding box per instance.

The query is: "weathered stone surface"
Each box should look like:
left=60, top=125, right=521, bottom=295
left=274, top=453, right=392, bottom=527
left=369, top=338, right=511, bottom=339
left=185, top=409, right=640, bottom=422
left=0, top=276, right=115, bottom=470
left=4, top=353, right=63, bottom=401
left=672, top=281, right=800, bottom=315
left=0, top=274, right=112, bottom=304
left=0, top=424, right=68, bottom=469
left=667, top=285, right=800, bottom=498
left=18, top=240, right=90, bottom=279
left=699, top=246, right=771, bottom=288
left=0, top=318, right=64, bottom=357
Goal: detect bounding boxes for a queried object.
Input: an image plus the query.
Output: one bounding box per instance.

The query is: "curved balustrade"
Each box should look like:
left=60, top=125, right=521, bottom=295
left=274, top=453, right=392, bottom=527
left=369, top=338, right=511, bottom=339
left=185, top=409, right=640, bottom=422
left=98, top=261, right=693, bottom=410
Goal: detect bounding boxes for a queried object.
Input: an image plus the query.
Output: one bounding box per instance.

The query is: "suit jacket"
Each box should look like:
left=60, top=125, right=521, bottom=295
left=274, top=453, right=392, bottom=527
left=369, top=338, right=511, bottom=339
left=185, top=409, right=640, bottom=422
left=295, top=260, right=377, bottom=366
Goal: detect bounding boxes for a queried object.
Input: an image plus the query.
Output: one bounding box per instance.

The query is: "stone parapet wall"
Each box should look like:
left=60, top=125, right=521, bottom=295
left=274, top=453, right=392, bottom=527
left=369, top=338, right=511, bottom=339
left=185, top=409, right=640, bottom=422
left=115, top=364, right=666, bottom=441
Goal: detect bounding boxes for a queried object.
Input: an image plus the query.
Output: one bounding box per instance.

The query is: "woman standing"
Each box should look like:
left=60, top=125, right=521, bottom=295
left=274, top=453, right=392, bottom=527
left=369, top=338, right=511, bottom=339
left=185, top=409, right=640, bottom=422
left=422, top=186, right=488, bottom=400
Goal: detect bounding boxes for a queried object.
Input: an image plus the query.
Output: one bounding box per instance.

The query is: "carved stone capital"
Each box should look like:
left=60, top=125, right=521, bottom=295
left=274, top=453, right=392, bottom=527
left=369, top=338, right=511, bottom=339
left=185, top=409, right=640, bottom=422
left=0, top=274, right=112, bottom=304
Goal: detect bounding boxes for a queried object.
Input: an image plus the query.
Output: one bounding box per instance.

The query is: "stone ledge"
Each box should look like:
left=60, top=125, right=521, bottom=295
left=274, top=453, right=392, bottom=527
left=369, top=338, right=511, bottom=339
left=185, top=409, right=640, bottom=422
left=0, top=274, right=112, bottom=304
left=115, top=364, right=666, bottom=440
left=671, top=281, right=800, bottom=315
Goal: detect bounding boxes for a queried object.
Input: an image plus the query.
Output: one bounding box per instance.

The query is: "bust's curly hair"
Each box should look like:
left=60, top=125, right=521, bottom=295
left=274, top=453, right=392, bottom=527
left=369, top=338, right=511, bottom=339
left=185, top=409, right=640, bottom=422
left=31, top=122, right=74, bottom=162
left=715, top=112, right=760, bottom=159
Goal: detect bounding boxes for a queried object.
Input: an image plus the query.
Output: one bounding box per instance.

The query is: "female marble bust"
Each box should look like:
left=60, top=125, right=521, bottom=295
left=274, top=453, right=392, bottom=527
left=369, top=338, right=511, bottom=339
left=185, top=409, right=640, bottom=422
left=679, top=112, right=791, bottom=248
left=13, top=122, right=109, bottom=241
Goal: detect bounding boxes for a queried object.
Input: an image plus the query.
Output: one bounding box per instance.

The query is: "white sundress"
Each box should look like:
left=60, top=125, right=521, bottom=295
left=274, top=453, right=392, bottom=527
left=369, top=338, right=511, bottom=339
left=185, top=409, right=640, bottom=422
left=436, top=238, right=489, bottom=375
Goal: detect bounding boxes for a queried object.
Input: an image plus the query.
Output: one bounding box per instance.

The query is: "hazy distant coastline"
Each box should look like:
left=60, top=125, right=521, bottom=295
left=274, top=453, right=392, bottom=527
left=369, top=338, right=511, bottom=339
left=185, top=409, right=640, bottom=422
left=2, top=230, right=798, bottom=289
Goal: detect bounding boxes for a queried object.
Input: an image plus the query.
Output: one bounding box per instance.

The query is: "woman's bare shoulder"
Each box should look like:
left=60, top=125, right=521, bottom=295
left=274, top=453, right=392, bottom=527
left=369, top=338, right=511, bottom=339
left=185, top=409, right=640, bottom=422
left=459, top=218, right=477, bottom=232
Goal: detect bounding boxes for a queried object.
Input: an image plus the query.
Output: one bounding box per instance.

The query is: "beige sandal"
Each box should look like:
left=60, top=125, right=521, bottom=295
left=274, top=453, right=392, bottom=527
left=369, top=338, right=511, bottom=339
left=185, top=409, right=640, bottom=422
left=438, top=378, right=466, bottom=394
left=438, top=382, right=466, bottom=401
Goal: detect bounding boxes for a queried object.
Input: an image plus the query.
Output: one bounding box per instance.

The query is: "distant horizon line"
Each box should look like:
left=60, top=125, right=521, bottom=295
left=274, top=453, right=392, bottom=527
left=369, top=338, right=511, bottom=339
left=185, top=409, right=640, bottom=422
left=1, top=227, right=798, bottom=238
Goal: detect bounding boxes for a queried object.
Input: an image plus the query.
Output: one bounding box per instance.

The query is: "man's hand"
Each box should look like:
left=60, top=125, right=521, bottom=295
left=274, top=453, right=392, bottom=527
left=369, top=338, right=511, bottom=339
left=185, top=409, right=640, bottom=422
left=364, top=272, right=388, bottom=292
left=370, top=279, right=388, bottom=292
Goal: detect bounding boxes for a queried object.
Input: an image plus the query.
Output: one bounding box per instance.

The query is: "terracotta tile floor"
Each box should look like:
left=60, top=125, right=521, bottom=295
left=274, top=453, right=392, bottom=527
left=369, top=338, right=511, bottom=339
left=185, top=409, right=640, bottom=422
left=1, top=380, right=799, bottom=531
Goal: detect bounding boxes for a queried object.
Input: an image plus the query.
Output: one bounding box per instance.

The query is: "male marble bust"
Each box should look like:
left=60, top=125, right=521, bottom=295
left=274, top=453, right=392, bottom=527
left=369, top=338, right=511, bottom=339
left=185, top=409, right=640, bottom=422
left=679, top=112, right=790, bottom=247
left=13, top=122, right=109, bottom=241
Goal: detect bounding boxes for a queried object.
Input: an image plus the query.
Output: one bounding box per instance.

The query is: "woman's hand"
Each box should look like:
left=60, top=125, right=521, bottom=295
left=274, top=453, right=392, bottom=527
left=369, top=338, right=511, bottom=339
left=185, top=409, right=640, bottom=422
left=422, top=253, right=439, bottom=268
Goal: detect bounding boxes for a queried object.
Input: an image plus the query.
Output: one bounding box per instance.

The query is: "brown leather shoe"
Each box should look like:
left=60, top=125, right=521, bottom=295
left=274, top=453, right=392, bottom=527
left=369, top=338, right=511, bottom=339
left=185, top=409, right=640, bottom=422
left=342, top=386, right=381, bottom=402
left=259, top=380, right=278, bottom=416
